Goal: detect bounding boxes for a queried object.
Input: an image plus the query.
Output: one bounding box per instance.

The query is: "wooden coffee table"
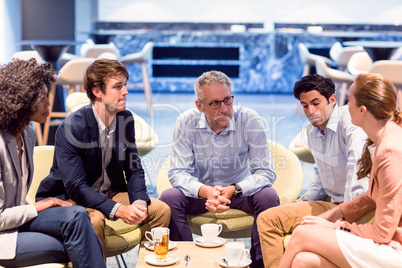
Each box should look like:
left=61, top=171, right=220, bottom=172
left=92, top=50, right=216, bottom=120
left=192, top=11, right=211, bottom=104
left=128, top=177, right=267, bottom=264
left=137, top=241, right=245, bottom=267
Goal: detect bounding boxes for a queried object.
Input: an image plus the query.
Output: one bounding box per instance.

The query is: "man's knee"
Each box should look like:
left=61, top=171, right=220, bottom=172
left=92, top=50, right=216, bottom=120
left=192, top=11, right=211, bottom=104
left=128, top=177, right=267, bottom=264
left=149, top=198, right=171, bottom=221
left=160, top=188, right=181, bottom=200
left=87, top=208, right=106, bottom=231
left=254, top=187, right=280, bottom=209
left=159, top=188, right=184, bottom=207
left=64, top=205, right=86, bottom=216
left=62, top=206, right=91, bottom=226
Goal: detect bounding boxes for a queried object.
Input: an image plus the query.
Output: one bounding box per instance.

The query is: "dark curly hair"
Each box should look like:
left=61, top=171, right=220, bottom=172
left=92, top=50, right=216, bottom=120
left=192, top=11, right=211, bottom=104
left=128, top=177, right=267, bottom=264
left=0, top=58, right=57, bottom=135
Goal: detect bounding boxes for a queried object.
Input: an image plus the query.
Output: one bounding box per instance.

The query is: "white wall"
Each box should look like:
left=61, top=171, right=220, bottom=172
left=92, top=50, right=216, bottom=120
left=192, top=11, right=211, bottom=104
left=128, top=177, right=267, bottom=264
left=98, top=0, right=402, bottom=26
left=0, top=0, right=20, bottom=64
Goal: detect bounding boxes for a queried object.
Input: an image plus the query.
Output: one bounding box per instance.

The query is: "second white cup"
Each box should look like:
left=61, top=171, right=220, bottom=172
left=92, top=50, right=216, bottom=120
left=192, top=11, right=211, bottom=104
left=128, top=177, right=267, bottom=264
left=201, top=223, right=222, bottom=243
left=225, top=242, right=249, bottom=266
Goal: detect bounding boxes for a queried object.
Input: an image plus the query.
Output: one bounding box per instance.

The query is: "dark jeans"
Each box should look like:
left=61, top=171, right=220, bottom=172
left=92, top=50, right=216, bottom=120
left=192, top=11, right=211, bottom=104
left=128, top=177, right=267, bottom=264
left=160, top=187, right=279, bottom=268
left=0, top=206, right=105, bottom=268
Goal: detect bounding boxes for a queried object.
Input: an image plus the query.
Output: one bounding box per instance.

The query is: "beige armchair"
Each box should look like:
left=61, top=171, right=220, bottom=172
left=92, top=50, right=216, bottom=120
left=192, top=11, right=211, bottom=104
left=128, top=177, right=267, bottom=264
left=156, top=140, right=303, bottom=238
left=288, top=128, right=315, bottom=164
left=23, top=146, right=69, bottom=267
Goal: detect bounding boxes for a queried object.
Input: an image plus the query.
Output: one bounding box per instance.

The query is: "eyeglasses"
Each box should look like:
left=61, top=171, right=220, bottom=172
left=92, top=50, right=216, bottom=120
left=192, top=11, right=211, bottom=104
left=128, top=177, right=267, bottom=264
left=198, top=95, right=234, bottom=109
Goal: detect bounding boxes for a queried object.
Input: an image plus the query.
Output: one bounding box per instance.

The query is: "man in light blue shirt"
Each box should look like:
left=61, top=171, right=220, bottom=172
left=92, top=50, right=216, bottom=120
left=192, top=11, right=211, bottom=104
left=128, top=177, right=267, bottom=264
left=257, top=74, right=368, bottom=268
left=305, top=103, right=367, bottom=203
left=160, top=71, right=279, bottom=268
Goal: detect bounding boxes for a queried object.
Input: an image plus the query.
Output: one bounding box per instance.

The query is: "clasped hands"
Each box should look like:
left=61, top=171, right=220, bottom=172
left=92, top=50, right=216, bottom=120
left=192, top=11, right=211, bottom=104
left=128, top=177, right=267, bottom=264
left=115, top=203, right=147, bottom=225
left=204, top=185, right=235, bottom=213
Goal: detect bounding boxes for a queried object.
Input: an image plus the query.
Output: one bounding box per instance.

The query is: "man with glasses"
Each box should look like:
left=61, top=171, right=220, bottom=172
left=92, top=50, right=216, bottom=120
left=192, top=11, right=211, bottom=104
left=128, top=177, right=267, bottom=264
left=160, top=70, right=279, bottom=268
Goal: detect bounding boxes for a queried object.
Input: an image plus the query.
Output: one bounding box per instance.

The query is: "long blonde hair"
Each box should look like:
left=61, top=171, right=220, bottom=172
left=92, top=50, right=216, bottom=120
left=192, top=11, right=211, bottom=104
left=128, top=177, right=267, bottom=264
left=354, top=73, right=402, bottom=179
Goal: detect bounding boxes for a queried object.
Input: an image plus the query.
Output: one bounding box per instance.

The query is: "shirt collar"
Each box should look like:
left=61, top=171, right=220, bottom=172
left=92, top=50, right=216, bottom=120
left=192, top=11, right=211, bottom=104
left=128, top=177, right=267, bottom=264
left=92, top=104, right=116, bottom=134
left=309, top=104, right=341, bottom=137
left=326, top=104, right=341, bottom=132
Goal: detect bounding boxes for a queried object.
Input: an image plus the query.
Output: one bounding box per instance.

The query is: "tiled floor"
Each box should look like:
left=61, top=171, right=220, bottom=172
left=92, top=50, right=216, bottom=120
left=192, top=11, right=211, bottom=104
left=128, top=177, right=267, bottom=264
left=106, top=92, right=314, bottom=267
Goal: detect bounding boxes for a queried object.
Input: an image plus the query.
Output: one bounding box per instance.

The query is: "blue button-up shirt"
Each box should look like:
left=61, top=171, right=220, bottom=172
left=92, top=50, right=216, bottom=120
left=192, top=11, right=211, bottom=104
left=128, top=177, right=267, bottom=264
left=168, top=106, right=276, bottom=198
left=304, top=105, right=368, bottom=203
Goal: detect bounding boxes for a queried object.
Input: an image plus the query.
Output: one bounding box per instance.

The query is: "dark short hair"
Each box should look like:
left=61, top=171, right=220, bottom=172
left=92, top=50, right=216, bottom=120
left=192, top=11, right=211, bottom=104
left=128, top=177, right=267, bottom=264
left=293, top=74, right=335, bottom=101
left=0, top=58, right=57, bottom=135
left=84, top=59, right=129, bottom=102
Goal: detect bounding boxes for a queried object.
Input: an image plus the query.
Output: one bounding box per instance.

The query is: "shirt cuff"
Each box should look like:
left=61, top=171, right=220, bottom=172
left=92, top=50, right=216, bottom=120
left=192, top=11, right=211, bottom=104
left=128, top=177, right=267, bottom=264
left=133, top=199, right=148, bottom=209
left=25, top=204, right=38, bottom=219
left=109, top=203, right=121, bottom=220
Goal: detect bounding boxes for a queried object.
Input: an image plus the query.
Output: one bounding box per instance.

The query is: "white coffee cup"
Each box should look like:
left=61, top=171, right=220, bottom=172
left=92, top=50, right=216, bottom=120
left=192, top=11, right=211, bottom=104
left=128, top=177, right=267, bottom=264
left=225, top=242, right=249, bottom=266
left=201, top=223, right=222, bottom=243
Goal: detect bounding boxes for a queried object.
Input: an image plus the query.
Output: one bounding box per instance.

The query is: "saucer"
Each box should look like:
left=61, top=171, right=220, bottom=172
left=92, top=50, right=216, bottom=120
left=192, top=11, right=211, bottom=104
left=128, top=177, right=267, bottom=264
left=217, top=257, right=252, bottom=268
left=194, top=237, right=226, bottom=248
left=144, top=254, right=179, bottom=266
left=144, top=241, right=177, bottom=251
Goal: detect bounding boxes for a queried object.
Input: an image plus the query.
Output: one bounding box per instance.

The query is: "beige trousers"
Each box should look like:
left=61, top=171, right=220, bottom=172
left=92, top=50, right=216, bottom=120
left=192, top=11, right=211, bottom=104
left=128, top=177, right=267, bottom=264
left=257, top=201, right=338, bottom=268
left=71, top=194, right=171, bottom=260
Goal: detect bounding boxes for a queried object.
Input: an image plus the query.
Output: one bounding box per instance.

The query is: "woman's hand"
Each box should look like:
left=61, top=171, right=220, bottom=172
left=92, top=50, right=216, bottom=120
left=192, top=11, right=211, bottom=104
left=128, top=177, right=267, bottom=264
left=34, top=197, right=72, bottom=212
left=300, top=215, right=335, bottom=229
left=318, top=206, right=344, bottom=222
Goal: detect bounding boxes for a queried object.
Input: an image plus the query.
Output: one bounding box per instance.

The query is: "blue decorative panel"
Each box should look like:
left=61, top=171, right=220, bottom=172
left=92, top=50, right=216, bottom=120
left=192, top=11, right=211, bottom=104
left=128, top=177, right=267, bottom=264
left=108, top=23, right=402, bottom=93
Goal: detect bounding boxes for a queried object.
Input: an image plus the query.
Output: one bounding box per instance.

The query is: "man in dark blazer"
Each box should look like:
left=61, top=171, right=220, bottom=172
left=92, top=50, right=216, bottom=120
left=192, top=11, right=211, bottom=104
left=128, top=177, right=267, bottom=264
left=36, top=59, right=171, bottom=258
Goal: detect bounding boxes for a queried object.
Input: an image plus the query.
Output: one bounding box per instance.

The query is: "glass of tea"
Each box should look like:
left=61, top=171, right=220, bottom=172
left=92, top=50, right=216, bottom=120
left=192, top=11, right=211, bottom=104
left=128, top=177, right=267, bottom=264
left=145, top=227, right=170, bottom=260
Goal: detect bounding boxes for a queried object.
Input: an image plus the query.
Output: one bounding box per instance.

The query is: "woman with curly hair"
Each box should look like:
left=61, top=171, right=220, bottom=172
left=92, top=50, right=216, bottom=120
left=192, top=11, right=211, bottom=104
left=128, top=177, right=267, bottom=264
left=0, top=59, right=106, bottom=267
left=279, top=73, right=402, bottom=268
